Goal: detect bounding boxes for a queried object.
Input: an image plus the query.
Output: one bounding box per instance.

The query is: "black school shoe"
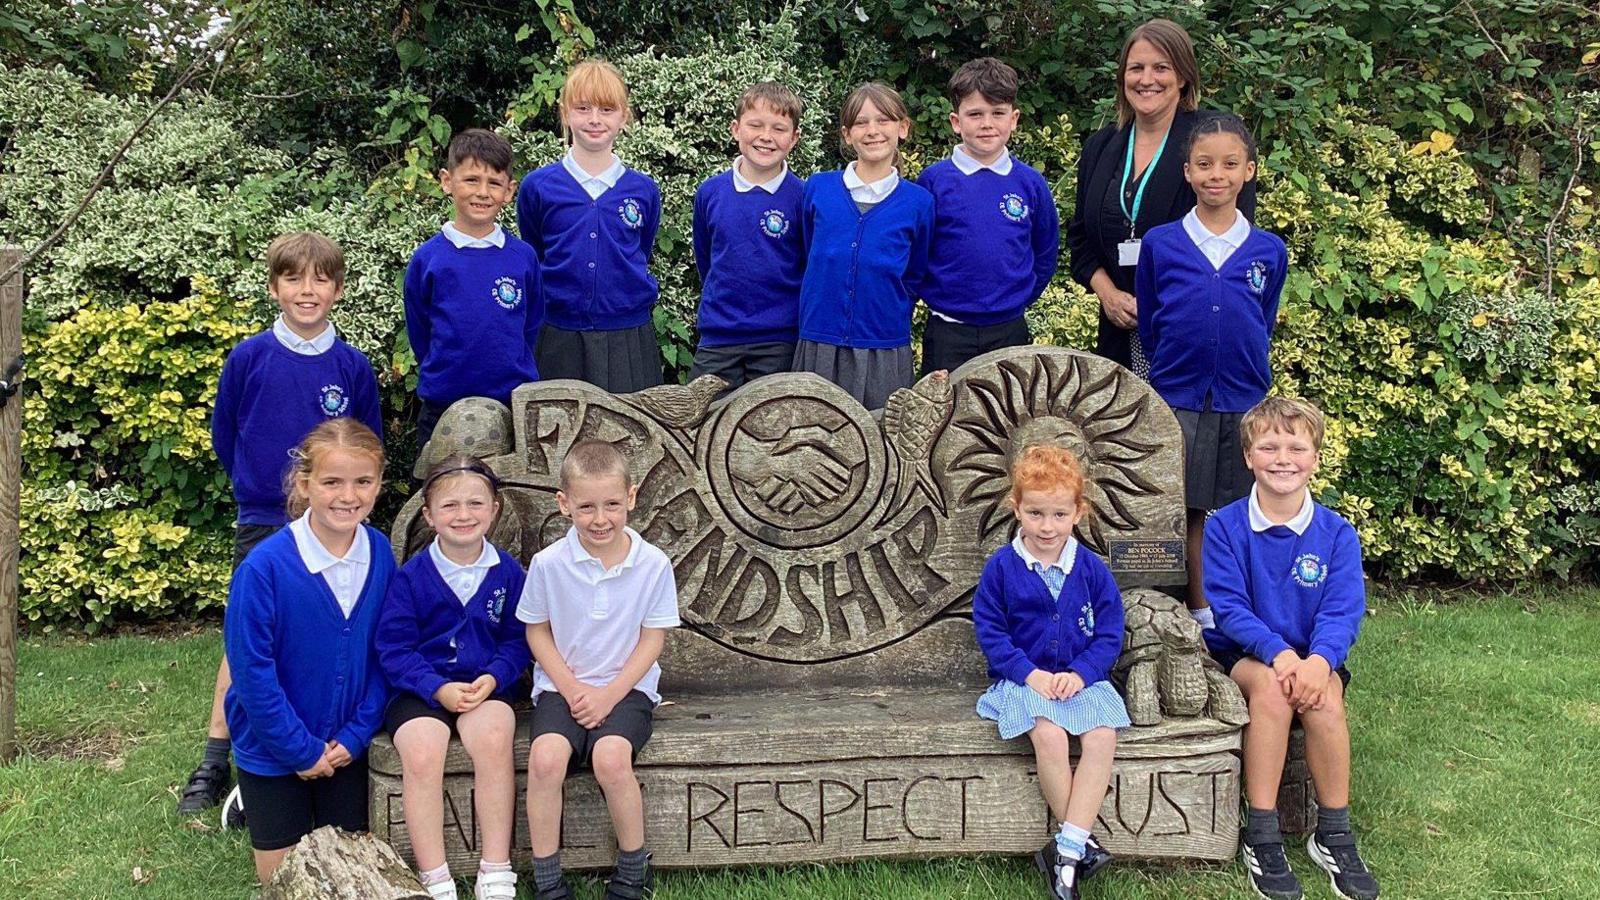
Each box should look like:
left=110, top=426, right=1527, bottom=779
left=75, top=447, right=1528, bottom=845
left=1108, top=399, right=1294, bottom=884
left=1241, top=836, right=1304, bottom=900
left=603, top=857, right=654, bottom=900
left=534, top=879, right=576, bottom=900
left=176, top=759, right=230, bottom=815
left=1035, top=837, right=1112, bottom=884
left=1032, top=842, right=1080, bottom=900
left=1307, top=831, right=1381, bottom=900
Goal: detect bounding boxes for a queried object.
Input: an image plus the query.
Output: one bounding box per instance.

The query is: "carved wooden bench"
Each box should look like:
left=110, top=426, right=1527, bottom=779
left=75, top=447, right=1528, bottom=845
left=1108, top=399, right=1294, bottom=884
left=370, top=347, right=1252, bottom=870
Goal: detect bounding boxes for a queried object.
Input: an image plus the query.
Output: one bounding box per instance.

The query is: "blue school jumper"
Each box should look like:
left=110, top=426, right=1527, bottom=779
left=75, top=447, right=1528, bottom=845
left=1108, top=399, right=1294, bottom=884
left=692, top=169, right=807, bottom=346
left=403, top=234, right=543, bottom=407
left=914, top=158, right=1060, bottom=325
left=1202, top=498, right=1366, bottom=669
left=376, top=545, right=531, bottom=706
left=971, top=543, right=1125, bottom=687
left=223, top=525, right=394, bottom=776
left=797, top=171, right=934, bottom=349
left=515, top=162, right=661, bottom=331
left=212, top=332, right=383, bottom=526
left=1133, top=221, right=1288, bottom=412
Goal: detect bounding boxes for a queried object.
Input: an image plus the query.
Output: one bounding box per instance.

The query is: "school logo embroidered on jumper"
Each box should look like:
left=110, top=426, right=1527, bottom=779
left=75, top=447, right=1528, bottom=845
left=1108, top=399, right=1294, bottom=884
left=617, top=197, right=644, bottom=229
left=1077, top=600, right=1096, bottom=637
left=318, top=384, right=349, bottom=417
left=1000, top=193, right=1030, bottom=222
left=760, top=209, right=791, bottom=238
left=1246, top=260, right=1269, bottom=295
left=488, top=587, right=508, bottom=624
left=1292, top=552, right=1328, bottom=587
left=491, top=276, right=523, bottom=310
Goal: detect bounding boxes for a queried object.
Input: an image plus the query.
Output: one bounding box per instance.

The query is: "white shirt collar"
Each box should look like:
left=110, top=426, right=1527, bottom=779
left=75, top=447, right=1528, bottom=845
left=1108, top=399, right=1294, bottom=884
left=1011, top=532, right=1078, bottom=576
left=565, top=524, right=644, bottom=572
left=1247, top=485, right=1315, bottom=535
left=951, top=145, right=1014, bottom=176
left=427, top=537, right=499, bottom=576
left=288, top=510, right=371, bottom=574
left=563, top=150, right=625, bottom=190
left=731, top=158, right=789, bottom=194
left=271, top=316, right=336, bottom=356
left=843, top=162, right=900, bottom=203
left=1182, top=208, right=1251, bottom=250
left=441, top=221, right=506, bottom=249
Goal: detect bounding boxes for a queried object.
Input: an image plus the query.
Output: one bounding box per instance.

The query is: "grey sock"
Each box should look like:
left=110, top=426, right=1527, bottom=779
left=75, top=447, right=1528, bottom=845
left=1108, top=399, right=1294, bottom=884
left=1245, top=807, right=1282, bottom=846
left=532, top=852, right=562, bottom=892
left=1317, top=804, right=1352, bottom=836
left=614, top=848, right=649, bottom=885
left=202, top=736, right=231, bottom=767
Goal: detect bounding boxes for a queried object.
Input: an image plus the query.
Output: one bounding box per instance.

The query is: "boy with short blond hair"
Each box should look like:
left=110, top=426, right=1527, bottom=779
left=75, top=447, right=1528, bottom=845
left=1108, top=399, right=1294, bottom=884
left=689, top=81, right=807, bottom=390
left=1204, top=396, right=1380, bottom=900
left=517, top=440, right=680, bottom=900
left=405, top=127, right=542, bottom=446
left=916, top=57, right=1059, bottom=375
left=178, top=231, right=384, bottom=820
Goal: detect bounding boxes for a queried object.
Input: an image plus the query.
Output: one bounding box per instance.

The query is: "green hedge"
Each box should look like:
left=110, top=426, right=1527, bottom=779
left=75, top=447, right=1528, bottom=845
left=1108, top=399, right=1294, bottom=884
left=2, top=1, right=1597, bottom=626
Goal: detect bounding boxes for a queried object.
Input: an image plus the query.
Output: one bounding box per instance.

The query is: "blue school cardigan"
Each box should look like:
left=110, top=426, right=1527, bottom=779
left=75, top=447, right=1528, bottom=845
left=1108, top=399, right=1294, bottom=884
left=1134, top=221, right=1288, bottom=412
left=515, top=162, right=661, bottom=331
left=1202, top=497, right=1366, bottom=670
left=914, top=158, right=1059, bottom=326
left=212, top=333, right=383, bottom=526
left=376, top=545, right=531, bottom=706
left=402, top=234, right=543, bottom=407
left=971, top=543, right=1125, bottom=687
left=224, top=525, right=394, bottom=776
left=692, top=169, right=807, bottom=347
left=797, top=171, right=933, bottom=349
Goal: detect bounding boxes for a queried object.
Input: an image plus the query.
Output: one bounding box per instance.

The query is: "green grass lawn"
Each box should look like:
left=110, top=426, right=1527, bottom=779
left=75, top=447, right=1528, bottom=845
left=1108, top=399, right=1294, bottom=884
left=2, top=588, right=1598, bottom=899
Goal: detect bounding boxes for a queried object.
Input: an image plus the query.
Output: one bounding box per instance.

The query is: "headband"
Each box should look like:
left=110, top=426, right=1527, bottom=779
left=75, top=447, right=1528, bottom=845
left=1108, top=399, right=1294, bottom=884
left=421, top=461, right=501, bottom=496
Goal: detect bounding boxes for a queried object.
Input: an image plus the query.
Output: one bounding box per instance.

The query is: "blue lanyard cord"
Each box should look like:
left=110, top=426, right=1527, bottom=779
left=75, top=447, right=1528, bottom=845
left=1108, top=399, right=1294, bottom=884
left=1120, top=124, right=1170, bottom=237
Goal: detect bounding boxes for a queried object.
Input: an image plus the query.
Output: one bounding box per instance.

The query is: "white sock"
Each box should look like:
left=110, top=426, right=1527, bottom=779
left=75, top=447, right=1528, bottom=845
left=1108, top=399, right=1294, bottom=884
left=1056, top=821, right=1091, bottom=861
left=420, top=864, right=451, bottom=886
left=478, top=859, right=512, bottom=875
left=1190, top=606, right=1216, bottom=630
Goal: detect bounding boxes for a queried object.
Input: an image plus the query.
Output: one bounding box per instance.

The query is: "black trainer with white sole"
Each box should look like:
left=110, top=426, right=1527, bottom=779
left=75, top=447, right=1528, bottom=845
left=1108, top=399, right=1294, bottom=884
left=1241, top=838, right=1304, bottom=900
left=219, top=784, right=247, bottom=831
left=1307, top=831, right=1381, bottom=900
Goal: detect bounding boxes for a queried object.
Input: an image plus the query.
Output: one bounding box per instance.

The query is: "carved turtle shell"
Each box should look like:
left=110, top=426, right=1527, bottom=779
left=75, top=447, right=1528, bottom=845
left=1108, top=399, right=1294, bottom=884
left=1116, top=587, right=1205, bottom=667
left=411, top=397, right=516, bottom=478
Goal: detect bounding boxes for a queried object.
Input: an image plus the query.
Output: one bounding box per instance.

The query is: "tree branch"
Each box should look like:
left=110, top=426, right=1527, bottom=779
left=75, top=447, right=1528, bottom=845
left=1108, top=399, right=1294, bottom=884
left=1543, top=113, right=1590, bottom=301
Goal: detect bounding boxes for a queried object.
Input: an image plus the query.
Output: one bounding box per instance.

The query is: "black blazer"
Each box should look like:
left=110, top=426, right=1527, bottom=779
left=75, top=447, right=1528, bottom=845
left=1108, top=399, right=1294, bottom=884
left=1065, top=108, right=1258, bottom=367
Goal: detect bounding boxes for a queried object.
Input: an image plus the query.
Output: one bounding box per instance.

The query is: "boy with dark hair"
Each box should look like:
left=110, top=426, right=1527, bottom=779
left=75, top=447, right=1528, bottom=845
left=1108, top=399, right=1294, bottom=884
left=1205, top=397, right=1380, bottom=900
left=689, top=81, right=807, bottom=391
left=405, top=127, right=543, bottom=447
left=178, top=231, right=384, bottom=821
left=916, top=57, right=1059, bottom=374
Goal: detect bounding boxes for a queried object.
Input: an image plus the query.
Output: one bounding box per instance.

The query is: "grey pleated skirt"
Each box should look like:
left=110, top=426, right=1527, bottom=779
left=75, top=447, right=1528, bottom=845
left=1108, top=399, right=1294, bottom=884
left=536, top=322, right=663, bottom=394
left=1174, top=407, right=1252, bottom=511
left=792, top=340, right=914, bottom=411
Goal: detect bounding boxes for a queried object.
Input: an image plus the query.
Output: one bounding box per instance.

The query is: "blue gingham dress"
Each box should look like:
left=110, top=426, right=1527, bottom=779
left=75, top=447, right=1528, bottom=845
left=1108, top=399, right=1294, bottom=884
left=976, top=547, right=1133, bottom=740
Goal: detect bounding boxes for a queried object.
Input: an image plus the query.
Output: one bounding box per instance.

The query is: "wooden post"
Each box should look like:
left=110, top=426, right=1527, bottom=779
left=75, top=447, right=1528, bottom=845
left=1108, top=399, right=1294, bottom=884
left=0, top=246, right=21, bottom=764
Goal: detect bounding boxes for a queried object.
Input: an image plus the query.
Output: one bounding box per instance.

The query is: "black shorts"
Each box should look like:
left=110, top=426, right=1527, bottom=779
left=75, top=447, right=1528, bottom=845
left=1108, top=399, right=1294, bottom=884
left=919, top=315, right=1031, bottom=376
left=530, top=689, right=654, bottom=771
left=236, top=761, right=368, bottom=851
left=383, top=692, right=514, bottom=738
left=1215, top=650, right=1352, bottom=689
left=689, top=341, right=794, bottom=392
left=233, top=524, right=281, bottom=570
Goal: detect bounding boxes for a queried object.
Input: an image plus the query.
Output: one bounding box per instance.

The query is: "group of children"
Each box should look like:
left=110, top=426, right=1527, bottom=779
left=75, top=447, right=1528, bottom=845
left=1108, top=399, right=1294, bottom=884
left=176, top=48, right=1381, bottom=900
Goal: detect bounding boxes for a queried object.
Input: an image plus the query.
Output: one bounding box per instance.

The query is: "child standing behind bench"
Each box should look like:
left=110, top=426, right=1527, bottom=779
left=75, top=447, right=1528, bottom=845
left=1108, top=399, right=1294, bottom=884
left=517, top=59, right=664, bottom=393
left=973, top=445, right=1129, bottom=900
left=916, top=57, right=1058, bottom=375
left=1204, top=398, right=1380, bottom=900
left=404, top=129, right=543, bottom=447
left=377, top=455, right=530, bottom=900
left=178, top=233, right=384, bottom=821
left=689, top=82, right=807, bottom=391
left=517, top=441, right=680, bottom=900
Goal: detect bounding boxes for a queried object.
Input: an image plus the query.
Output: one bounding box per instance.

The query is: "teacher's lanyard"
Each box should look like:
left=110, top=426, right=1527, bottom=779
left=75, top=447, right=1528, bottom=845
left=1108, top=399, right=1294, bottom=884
left=1120, top=125, right=1170, bottom=239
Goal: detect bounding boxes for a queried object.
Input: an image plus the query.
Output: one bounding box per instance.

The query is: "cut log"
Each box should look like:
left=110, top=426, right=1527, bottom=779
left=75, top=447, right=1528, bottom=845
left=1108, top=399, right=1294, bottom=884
left=261, top=827, right=428, bottom=900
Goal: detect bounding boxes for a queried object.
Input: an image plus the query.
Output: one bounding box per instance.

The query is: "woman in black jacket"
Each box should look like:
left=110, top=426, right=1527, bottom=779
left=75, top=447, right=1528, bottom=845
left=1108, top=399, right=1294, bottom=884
left=1066, top=18, right=1256, bottom=372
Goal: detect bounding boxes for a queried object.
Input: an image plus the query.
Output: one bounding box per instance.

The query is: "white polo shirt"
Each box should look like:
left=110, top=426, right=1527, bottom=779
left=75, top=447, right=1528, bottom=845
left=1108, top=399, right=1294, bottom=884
left=287, top=511, right=371, bottom=619
left=515, top=526, right=680, bottom=702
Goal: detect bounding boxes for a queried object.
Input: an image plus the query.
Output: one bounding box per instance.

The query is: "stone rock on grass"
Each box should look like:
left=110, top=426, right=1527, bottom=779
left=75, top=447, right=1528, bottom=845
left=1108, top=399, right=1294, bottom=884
left=261, top=827, right=427, bottom=900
